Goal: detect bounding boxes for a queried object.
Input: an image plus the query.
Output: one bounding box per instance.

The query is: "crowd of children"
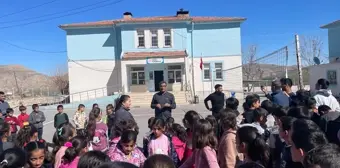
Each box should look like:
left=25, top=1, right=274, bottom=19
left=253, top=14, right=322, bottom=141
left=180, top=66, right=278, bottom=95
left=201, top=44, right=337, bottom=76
left=1, top=77, right=340, bottom=168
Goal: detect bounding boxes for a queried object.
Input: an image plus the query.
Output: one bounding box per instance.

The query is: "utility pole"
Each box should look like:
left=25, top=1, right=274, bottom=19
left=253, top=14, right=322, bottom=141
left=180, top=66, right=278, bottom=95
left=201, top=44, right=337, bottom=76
left=285, top=46, right=289, bottom=78
left=295, top=35, right=304, bottom=90
left=13, top=71, right=22, bottom=98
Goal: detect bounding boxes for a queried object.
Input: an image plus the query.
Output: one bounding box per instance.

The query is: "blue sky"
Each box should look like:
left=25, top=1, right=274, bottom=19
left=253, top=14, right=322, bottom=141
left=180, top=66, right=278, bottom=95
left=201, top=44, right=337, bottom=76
left=0, top=0, right=338, bottom=74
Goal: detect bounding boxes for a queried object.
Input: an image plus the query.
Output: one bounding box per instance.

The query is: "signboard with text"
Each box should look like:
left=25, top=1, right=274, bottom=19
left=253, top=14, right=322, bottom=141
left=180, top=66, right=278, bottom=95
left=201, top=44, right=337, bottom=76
left=146, top=57, right=164, bottom=64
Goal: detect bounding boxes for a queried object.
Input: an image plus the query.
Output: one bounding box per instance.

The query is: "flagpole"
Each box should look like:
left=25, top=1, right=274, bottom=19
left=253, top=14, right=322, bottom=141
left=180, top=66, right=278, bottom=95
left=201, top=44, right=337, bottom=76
left=201, top=53, right=204, bottom=98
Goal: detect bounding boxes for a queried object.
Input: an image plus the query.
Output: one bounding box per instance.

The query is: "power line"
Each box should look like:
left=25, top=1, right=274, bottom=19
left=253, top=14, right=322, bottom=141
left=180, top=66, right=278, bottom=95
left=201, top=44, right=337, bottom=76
left=68, top=59, right=114, bottom=72
left=0, top=0, right=119, bottom=24
left=0, top=0, right=124, bottom=30
left=1, top=41, right=66, bottom=53
left=0, top=0, right=59, bottom=19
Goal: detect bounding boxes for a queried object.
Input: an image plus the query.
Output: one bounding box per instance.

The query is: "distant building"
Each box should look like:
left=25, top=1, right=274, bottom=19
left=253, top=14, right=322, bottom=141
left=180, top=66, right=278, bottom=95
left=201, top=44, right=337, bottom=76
left=60, top=9, right=246, bottom=102
left=309, top=20, right=340, bottom=96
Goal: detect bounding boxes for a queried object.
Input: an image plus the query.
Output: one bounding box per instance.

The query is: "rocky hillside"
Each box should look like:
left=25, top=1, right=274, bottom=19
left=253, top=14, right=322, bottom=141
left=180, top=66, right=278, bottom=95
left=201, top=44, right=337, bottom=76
left=0, top=65, right=56, bottom=96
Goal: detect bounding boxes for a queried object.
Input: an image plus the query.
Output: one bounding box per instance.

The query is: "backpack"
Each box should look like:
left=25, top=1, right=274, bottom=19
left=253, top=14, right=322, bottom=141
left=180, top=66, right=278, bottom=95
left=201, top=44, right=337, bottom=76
left=172, top=136, right=186, bottom=161
left=92, top=125, right=108, bottom=152
left=143, top=133, right=180, bottom=166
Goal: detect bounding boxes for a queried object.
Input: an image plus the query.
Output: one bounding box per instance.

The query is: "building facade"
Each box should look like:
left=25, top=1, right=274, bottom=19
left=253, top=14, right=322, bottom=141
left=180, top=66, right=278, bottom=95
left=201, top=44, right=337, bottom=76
left=309, top=20, right=340, bottom=96
left=60, top=10, right=246, bottom=102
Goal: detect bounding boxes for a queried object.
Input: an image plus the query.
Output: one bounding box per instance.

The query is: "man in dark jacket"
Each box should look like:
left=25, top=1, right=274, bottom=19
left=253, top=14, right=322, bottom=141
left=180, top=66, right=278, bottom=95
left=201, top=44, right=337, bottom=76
left=0, top=91, right=10, bottom=117
left=263, top=79, right=290, bottom=107
left=150, top=81, right=176, bottom=121
left=204, top=84, right=225, bottom=119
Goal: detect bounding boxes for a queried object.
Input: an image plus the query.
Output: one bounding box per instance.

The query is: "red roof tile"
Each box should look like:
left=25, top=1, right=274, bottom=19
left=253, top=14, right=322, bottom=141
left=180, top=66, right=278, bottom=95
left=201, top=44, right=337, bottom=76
left=123, top=51, right=187, bottom=59
left=59, top=16, right=246, bottom=29
left=321, top=20, right=340, bottom=29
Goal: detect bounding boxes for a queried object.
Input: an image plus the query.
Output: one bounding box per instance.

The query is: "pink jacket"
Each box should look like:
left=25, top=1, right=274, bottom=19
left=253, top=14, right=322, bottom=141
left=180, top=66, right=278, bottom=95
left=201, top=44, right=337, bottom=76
left=54, top=146, right=67, bottom=168
left=218, top=130, right=242, bottom=168
left=59, top=156, right=80, bottom=168
left=180, top=146, right=219, bottom=168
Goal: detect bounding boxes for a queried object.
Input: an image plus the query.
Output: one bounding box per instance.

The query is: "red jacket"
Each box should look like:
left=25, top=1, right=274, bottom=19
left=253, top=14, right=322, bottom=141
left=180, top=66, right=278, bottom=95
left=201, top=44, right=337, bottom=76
left=17, top=113, right=29, bottom=128
left=5, top=116, right=19, bottom=133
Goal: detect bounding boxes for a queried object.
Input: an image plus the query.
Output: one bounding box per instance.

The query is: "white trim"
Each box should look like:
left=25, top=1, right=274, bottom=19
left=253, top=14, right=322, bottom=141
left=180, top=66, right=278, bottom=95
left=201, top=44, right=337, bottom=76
left=158, top=29, right=164, bottom=48
left=214, top=62, right=223, bottom=80
left=150, top=29, right=159, bottom=48
left=130, top=70, right=145, bottom=85
left=203, top=63, right=211, bottom=80
left=145, top=30, right=151, bottom=48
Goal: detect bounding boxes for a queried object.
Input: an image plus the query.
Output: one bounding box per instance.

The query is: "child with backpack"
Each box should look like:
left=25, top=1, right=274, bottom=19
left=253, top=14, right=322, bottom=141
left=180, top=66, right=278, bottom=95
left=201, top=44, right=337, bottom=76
left=182, top=110, right=200, bottom=166
left=180, top=119, right=219, bottom=168
left=87, top=107, right=108, bottom=152
left=168, top=123, right=187, bottom=162
left=143, top=118, right=179, bottom=166
left=54, top=105, right=69, bottom=128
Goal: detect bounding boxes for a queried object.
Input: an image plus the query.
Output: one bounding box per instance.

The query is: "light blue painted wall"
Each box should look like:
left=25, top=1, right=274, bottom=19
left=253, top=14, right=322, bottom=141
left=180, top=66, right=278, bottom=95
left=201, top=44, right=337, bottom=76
left=65, top=22, right=242, bottom=60
left=120, top=23, right=188, bottom=52
left=66, top=28, right=117, bottom=60
left=328, top=27, right=340, bottom=58
left=191, top=23, right=241, bottom=57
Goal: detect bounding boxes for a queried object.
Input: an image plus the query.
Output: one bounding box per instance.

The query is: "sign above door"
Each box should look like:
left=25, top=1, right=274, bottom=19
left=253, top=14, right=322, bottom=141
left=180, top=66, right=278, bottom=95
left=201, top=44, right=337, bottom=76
left=146, top=57, right=164, bottom=64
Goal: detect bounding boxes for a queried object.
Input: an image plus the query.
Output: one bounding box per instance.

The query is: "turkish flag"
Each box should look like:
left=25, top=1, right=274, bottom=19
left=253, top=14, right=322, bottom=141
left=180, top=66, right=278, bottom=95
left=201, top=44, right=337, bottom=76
left=199, top=57, right=203, bottom=70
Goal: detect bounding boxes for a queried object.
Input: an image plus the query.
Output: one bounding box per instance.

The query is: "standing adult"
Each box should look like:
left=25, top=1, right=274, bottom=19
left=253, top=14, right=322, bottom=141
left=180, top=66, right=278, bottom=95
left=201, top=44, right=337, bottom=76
left=314, top=78, right=340, bottom=111
left=262, top=79, right=290, bottom=107
left=0, top=91, right=10, bottom=118
left=281, top=78, right=295, bottom=97
left=113, top=95, right=135, bottom=125
left=204, top=84, right=225, bottom=119
left=150, top=81, right=176, bottom=121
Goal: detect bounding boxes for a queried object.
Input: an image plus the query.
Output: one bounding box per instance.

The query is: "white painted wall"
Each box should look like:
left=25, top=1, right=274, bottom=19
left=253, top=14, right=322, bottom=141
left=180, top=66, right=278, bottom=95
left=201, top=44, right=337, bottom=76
left=309, top=62, right=340, bottom=96
left=68, top=60, right=121, bottom=102
left=188, top=55, right=244, bottom=101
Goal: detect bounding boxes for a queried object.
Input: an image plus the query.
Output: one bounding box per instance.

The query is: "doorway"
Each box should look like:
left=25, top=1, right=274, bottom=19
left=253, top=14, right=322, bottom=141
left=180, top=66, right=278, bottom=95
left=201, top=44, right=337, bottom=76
left=154, top=71, right=164, bottom=91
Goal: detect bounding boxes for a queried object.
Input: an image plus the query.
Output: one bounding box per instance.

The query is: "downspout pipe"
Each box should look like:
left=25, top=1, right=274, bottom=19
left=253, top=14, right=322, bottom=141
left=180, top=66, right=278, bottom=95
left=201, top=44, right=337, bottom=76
left=190, top=21, right=196, bottom=100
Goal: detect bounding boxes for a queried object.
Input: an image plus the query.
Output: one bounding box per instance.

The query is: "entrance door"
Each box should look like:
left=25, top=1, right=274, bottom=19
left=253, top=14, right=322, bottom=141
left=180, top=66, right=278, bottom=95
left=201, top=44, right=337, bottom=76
left=154, top=71, right=164, bottom=91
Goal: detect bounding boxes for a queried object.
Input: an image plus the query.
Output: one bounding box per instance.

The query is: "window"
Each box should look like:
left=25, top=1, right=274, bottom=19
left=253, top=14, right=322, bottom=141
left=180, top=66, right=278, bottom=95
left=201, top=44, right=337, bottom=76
left=203, top=63, right=211, bottom=80
left=137, top=30, right=145, bottom=48
left=168, top=65, right=182, bottom=84
left=215, top=63, right=223, bottom=80
left=131, top=67, right=145, bottom=85
left=151, top=30, right=158, bottom=47
left=164, top=28, right=172, bottom=47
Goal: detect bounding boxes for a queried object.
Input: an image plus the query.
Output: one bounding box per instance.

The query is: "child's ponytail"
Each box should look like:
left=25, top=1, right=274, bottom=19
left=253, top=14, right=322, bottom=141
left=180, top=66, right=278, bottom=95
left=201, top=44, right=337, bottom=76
left=86, top=107, right=101, bottom=141
left=0, top=148, right=26, bottom=168
left=237, top=126, right=270, bottom=167
left=63, top=136, right=88, bottom=164
left=52, top=123, right=75, bottom=157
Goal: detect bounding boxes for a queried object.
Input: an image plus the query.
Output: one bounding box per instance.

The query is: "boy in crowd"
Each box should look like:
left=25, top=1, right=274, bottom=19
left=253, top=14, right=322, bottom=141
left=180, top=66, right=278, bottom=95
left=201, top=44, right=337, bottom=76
left=4, top=108, right=19, bottom=142
left=17, top=105, right=29, bottom=128
left=29, top=104, right=46, bottom=140
left=54, top=105, right=69, bottom=128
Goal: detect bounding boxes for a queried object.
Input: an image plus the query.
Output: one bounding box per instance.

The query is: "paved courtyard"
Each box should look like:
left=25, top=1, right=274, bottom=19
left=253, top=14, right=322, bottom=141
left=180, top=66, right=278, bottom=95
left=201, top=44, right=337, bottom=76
left=40, top=103, right=213, bottom=146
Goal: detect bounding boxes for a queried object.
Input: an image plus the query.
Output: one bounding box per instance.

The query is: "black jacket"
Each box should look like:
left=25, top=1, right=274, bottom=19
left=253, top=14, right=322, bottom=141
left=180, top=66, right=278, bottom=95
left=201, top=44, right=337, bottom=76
left=114, top=107, right=135, bottom=125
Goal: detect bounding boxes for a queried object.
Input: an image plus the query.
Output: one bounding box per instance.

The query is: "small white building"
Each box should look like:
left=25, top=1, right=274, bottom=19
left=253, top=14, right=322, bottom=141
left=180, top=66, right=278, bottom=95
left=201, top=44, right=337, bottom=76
left=309, top=20, right=340, bottom=96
